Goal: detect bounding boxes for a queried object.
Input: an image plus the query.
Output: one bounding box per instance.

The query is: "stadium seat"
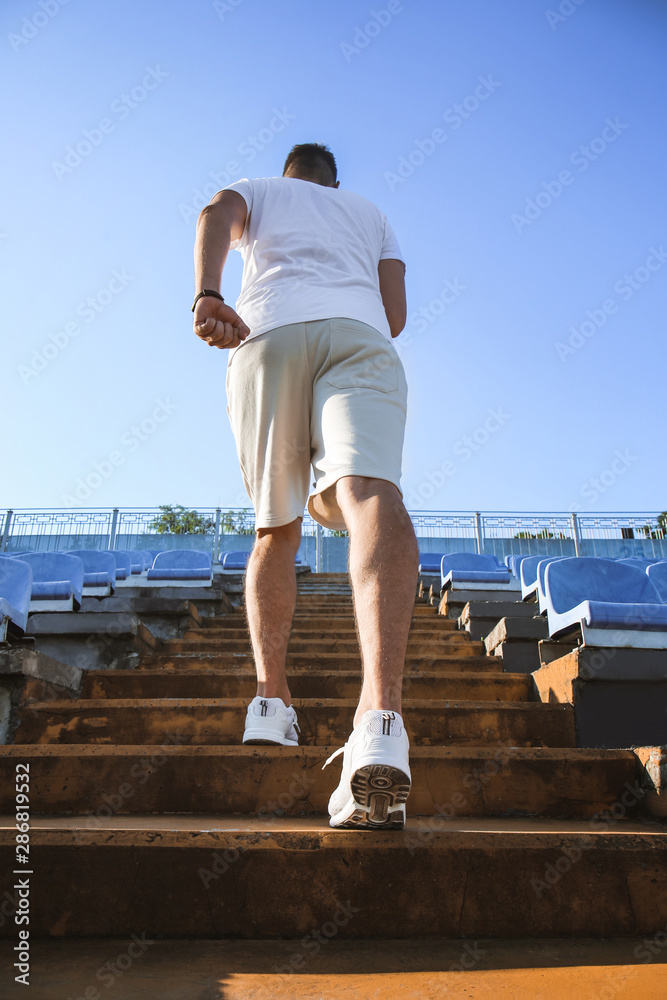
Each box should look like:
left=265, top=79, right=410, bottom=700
left=147, top=549, right=213, bottom=586
left=544, top=556, right=667, bottom=647
left=536, top=557, right=567, bottom=613
left=0, top=557, right=33, bottom=640
left=617, top=557, right=654, bottom=570
left=132, top=550, right=155, bottom=572
left=12, top=552, right=84, bottom=612
left=127, top=551, right=144, bottom=575
left=440, top=553, right=520, bottom=592
left=647, top=562, right=667, bottom=602
left=418, top=553, right=445, bottom=574
left=109, top=551, right=132, bottom=582
left=68, top=550, right=117, bottom=598
left=221, top=551, right=251, bottom=571
left=509, top=554, right=531, bottom=578
left=520, top=555, right=566, bottom=602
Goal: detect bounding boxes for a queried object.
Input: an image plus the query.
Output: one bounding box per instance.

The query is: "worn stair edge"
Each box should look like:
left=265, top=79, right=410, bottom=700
left=0, top=745, right=647, bottom=819
left=0, top=816, right=665, bottom=939
left=12, top=698, right=576, bottom=747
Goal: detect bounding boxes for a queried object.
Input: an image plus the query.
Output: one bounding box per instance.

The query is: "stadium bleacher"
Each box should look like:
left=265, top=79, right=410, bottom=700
left=440, top=552, right=521, bottom=593
left=146, top=549, right=213, bottom=586
left=11, top=552, right=84, bottom=613
left=543, top=556, right=667, bottom=647
left=68, top=549, right=117, bottom=598
left=0, top=557, right=32, bottom=641
left=519, top=554, right=566, bottom=603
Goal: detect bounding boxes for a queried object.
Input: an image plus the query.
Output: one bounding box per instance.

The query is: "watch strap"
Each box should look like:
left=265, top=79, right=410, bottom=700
left=192, top=289, right=225, bottom=312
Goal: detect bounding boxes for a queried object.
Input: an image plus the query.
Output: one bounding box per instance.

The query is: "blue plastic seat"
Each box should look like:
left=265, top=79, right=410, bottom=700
left=418, top=553, right=445, bottom=574
left=221, top=551, right=252, bottom=571
left=509, top=554, right=531, bottom=578
left=68, top=550, right=117, bottom=597
left=130, top=550, right=154, bottom=572
left=647, top=562, right=667, bottom=603
left=617, top=557, right=653, bottom=570
left=147, top=549, right=213, bottom=585
left=12, top=552, right=84, bottom=612
left=0, top=558, right=33, bottom=640
left=440, top=553, right=520, bottom=592
left=520, top=555, right=566, bottom=602
left=109, top=551, right=132, bottom=582
left=536, top=557, right=567, bottom=613
left=544, top=556, right=667, bottom=646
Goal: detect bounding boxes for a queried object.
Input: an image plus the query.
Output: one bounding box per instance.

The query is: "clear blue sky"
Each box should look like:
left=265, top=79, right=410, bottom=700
left=1, top=0, right=665, bottom=515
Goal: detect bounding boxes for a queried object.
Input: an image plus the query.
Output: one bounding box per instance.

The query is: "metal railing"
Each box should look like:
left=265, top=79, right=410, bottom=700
left=1, top=507, right=665, bottom=572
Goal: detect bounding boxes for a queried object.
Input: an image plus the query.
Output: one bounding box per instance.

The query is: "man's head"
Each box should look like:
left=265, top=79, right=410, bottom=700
left=282, top=143, right=339, bottom=188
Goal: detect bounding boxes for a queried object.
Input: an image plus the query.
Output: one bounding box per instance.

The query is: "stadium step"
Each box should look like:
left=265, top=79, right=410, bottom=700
left=1, top=572, right=665, bottom=949
left=11, top=698, right=575, bottom=746
left=80, top=667, right=534, bottom=701
left=138, top=651, right=503, bottom=673
left=0, top=744, right=644, bottom=819
left=0, top=815, right=664, bottom=938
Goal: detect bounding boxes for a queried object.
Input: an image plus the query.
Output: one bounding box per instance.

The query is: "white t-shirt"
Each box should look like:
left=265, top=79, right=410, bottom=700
left=221, top=176, right=405, bottom=342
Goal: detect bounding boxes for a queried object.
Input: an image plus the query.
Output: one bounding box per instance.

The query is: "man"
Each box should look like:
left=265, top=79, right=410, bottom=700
left=192, top=143, right=418, bottom=829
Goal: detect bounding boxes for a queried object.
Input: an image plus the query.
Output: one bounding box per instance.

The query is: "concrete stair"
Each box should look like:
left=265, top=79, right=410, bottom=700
left=1, top=572, right=665, bottom=946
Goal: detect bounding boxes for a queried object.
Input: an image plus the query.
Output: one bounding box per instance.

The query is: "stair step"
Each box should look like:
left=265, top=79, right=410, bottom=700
left=82, top=669, right=534, bottom=701
left=4, top=938, right=662, bottom=999
left=0, top=744, right=643, bottom=819
left=167, top=636, right=478, bottom=656
left=202, top=615, right=458, bottom=631
left=156, top=644, right=486, bottom=664
left=13, top=699, right=575, bottom=746
left=1, top=815, right=663, bottom=938
left=140, top=653, right=505, bottom=674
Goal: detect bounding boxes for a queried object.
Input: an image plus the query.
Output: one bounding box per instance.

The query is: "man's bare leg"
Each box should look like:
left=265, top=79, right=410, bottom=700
left=244, top=518, right=302, bottom=707
left=335, top=477, right=419, bottom=728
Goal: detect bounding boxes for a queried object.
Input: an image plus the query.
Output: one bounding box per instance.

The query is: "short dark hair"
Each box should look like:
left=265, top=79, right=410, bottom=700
left=283, top=143, right=337, bottom=185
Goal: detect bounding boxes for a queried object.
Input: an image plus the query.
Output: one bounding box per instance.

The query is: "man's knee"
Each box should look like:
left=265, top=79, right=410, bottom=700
left=336, top=476, right=404, bottom=517
left=254, top=518, right=302, bottom=551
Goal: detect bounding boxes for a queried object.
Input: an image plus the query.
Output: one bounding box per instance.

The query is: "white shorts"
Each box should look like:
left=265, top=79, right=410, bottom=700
left=225, top=317, right=408, bottom=530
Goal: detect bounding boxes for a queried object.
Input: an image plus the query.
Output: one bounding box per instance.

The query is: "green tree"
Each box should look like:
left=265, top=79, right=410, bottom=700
left=513, top=529, right=567, bottom=540
left=221, top=510, right=255, bottom=535
left=641, top=511, right=667, bottom=540
left=148, top=504, right=214, bottom=535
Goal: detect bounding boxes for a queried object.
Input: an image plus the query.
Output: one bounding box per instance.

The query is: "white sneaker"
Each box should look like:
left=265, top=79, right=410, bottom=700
left=323, top=710, right=411, bottom=829
left=242, top=696, right=300, bottom=746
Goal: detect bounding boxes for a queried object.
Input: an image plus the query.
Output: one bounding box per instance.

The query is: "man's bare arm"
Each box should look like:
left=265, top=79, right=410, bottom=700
left=378, top=258, right=407, bottom=338
left=193, top=190, right=250, bottom=349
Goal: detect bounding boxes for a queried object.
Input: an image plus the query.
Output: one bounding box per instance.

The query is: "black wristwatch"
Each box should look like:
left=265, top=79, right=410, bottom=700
left=191, top=289, right=225, bottom=312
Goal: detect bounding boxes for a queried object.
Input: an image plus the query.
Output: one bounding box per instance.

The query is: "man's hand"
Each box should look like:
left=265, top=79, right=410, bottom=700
left=193, top=297, right=250, bottom=349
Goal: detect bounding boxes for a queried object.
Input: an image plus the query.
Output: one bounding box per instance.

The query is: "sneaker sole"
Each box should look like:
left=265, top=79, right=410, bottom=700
left=242, top=732, right=299, bottom=746
left=331, top=764, right=411, bottom=830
